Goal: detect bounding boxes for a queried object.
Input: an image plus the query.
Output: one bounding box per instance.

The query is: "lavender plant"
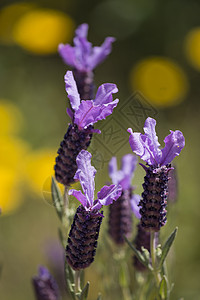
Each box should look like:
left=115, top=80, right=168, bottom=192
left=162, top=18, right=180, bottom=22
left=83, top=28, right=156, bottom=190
left=58, top=23, right=115, bottom=100
left=54, top=71, right=119, bottom=186
left=125, top=117, right=185, bottom=299
left=108, top=154, right=140, bottom=245
left=66, top=150, right=122, bottom=270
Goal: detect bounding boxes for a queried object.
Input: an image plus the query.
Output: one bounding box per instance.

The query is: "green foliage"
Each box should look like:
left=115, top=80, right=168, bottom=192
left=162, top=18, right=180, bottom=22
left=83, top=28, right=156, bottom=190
left=51, top=176, right=64, bottom=221
left=158, top=228, right=178, bottom=269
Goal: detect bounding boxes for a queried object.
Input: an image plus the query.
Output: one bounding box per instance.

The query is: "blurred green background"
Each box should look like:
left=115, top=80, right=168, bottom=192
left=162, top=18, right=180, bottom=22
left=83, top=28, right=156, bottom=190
left=0, top=0, right=200, bottom=299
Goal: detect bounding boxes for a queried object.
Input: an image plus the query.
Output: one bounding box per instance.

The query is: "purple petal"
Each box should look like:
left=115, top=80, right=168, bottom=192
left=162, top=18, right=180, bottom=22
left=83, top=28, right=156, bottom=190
left=64, top=71, right=80, bottom=111
left=109, top=157, right=120, bottom=185
left=160, top=130, right=185, bottom=165
left=74, top=99, right=119, bottom=129
left=96, top=184, right=122, bottom=207
left=119, top=154, right=138, bottom=190
left=75, top=23, right=88, bottom=38
left=66, top=108, right=74, bottom=120
left=89, top=37, right=116, bottom=70
left=58, top=44, right=76, bottom=67
left=68, top=189, right=87, bottom=207
left=38, top=266, right=50, bottom=279
left=130, top=194, right=141, bottom=219
left=143, top=118, right=162, bottom=163
left=94, top=83, right=118, bottom=105
left=127, top=129, right=153, bottom=165
left=74, top=150, right=96, bottom=207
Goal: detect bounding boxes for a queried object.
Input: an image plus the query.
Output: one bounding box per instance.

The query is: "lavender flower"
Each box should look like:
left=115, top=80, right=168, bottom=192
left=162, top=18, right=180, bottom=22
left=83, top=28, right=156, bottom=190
left=32, top=266, right=60, bottom=300
left=108, top=154, right=140, bottom=244
left=54, top=71, right=119, bottom=186
left=128, top=117, right=185, bottom=231
left=58, top=23, right=115, bottom=100
left=66, top=150, right=122, bottom=270
left=58, top=23, right=115, bottom=73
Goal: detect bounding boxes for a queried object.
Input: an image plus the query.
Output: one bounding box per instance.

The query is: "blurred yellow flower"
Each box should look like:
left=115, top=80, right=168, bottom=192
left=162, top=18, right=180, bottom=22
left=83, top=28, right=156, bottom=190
left=184, top=27, right=200, bottom=71
left=0, top=168, right=22, bottom=214
left=12, top=9, right=75, bottom=54
left=24, top=149, right=64, bottom=203
left=0, top=2, right=35, bottom=44
left=130, top=57, right=189, bottom=107
left=0, top=137, right=28, bottom=214
left=0, top=100, right=24, bottom=136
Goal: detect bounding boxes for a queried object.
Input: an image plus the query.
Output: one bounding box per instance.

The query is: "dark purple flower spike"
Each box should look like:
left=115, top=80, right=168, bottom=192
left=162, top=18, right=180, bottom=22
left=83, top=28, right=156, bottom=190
left=58, top=23, right=115, bottom=100
left=108, top=154, right=141, bottom=244
left=32, top=266, right=60, bottom=300
left=128, top=117, right=185, bottom=232
left=66, top=150, right=122, bottom=270
left=54, top=71, right=119, bottom=186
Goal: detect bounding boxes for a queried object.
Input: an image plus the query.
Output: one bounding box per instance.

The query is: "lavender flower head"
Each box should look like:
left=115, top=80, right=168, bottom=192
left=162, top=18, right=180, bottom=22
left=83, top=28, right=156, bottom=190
left=108, top=154, right=141, bottom=244
left=65, top=70, right=119, bottom=130
left=58, top=23, right=115, bottom=72
left=54, top=71, right=119, bottom=186
left=69, top=150, right=122, bottom=211
left=127, top=117, right=185, bottom=167
left=66, top=150, right=122, bottom=270
left=32, top=266, right=60, bottom=300
left=128, top=117, right=185, bottom=231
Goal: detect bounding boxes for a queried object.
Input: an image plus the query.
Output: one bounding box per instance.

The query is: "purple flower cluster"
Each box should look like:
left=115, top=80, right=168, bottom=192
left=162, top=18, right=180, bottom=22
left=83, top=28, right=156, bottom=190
left=32, top=266, right=60, bottom=300
left=58, top=23, right=115, bottom=72
left=54, top=23, right=118, bottom=187
left=128, top=117, right=185, bottom=231
left=108, top=154, right=140, bottom=244
left=65, top=71, right=119, bottom=131
left=66, top=150, right=122, bottom=270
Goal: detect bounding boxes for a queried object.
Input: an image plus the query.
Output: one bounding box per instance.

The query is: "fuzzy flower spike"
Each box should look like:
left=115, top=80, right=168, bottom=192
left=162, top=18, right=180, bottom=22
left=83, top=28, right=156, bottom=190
left=32, top=266, right=60, bottom=300
left=54, top=71, right=119, bottom=186
left=108, top=154, right=141, bottom=244
left=58, top=23, right=115, bottom=100
left=66, top=150, right=122, bottom=270
left=128, top=117, right=185, bottom=231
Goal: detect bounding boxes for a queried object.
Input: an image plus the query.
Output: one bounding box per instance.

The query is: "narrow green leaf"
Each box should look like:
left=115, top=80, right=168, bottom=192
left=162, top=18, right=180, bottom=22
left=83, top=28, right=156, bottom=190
left=159, top=227, right=178, bottom=269
left=51, top=176, right=64, bottom=220
left=124, top=236, right=150, bottom=269
left=65, top=261, right=76, bottom=300
left=159, top=275, right=168, bottom=300
left=79, top=281, right=90, bottom=300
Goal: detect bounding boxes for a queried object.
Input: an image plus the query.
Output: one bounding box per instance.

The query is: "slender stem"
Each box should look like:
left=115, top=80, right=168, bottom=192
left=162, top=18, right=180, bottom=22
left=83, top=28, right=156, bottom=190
left=150, top=231, right=161, bottom=298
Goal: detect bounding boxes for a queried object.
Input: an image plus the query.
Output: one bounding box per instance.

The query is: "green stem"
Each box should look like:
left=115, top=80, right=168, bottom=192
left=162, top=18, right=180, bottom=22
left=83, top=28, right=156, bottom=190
left=150, top=232, right=161, bottom=298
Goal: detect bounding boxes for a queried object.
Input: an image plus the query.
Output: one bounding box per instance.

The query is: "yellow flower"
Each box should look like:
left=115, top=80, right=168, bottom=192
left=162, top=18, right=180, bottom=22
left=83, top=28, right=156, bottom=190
left=0, top=137, right=28, bottom=214
left=0, top=100, right=24, bottom=136
left=24, top=149, right=64, bottom=204
left=0, top=2, right=35, bottom=44
left=130, top=57, right=189, bottom=107
left=12, top=9, right=75, bottom=54
left=184, top=27, right=200, bottom=71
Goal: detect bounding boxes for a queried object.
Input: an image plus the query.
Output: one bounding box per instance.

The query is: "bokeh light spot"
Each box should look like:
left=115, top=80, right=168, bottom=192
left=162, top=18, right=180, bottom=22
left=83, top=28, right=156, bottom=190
left=184, top=27, right=200, bottom=71
left=130, top=57, right=189, bottom=107
left=0, top=100, right=24, bottom=136
left=0, top=2, right=35, bottom=44
left=12, top=9, right=75, bottom=54
left=24, top=149, right=64, bottom=198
